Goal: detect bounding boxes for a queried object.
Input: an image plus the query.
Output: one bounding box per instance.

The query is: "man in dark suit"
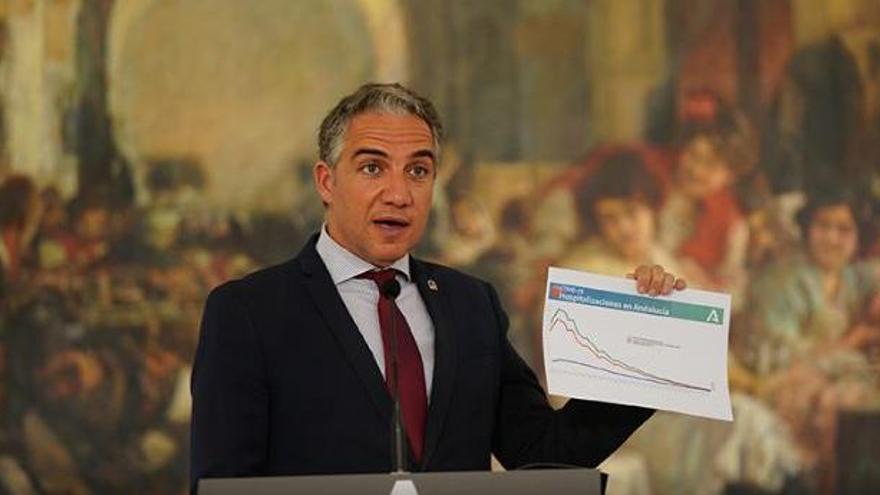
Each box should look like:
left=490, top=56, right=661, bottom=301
left=190, top=83, right=686, bottom=491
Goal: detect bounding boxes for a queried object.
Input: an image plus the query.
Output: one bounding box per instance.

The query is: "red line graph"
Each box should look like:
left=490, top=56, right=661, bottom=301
left=548, top=308, right=711, bottom=392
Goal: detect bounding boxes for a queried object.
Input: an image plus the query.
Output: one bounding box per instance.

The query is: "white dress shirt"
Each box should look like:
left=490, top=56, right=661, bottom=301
left=315, top=227, right=436, bottom=397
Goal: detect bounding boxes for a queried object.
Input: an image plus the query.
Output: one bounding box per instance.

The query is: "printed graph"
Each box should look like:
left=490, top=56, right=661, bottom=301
left=542, top=266, right=733, bottom=421
left=547, top=307, right=711, bottom=392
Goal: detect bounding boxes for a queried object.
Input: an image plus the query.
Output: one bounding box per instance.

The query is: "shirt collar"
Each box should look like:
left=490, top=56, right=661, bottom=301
left=315, top=224, right=411, bottom=285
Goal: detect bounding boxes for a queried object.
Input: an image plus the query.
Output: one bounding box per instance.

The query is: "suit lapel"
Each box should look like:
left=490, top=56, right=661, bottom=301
left=295, top=236, right=457, bottom=469
left=296, top=236, right=391, bottom=420
left=411, top=258, right=457, bottom=470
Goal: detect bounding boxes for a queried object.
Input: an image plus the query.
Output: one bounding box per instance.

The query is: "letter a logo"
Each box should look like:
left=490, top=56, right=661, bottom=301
left=706, top=309, right=721, bottom=324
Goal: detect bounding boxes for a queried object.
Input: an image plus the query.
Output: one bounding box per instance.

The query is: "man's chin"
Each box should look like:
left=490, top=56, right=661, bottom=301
left=367, top=244, right=413, bottom=266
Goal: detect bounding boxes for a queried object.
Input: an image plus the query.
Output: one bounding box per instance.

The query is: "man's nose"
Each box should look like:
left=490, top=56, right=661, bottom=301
left=382, top=171, right=412, bottom=207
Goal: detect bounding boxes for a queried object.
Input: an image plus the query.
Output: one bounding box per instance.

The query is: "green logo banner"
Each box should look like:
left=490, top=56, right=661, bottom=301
left=549, top=283, right=724, bottom=325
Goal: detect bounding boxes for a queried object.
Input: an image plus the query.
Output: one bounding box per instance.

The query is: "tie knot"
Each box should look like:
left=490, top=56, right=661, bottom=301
left=357, top=268, right=398, bottom=286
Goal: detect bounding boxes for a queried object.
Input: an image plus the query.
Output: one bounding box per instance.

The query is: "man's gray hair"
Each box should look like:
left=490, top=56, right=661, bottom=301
left=318, top=82, right=444, bottom=166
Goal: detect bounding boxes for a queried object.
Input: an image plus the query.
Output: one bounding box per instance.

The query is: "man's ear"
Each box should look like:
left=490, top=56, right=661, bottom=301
left=313, top=161, right=334, bottom=206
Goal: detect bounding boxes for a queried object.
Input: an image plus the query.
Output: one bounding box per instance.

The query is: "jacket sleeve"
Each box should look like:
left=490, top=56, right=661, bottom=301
left=190, top=281, right=269, bottom=493
left=488, top=283, right=654, bottom=469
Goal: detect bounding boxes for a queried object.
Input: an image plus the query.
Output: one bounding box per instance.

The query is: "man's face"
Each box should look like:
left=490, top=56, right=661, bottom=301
left=593, top=197, right=655, bottom=261
left=808, top=204, right=858, bottom=272
left=314, top=112, right=436, bottom=266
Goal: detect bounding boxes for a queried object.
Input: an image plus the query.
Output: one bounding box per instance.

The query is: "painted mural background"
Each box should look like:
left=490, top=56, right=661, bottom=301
left=0, top=0, right=879, bottom=494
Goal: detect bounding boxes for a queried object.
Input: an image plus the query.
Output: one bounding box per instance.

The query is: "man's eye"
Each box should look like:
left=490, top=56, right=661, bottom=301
left=361, top=163, right=381, bottom=175
left=408, top=165, right=431, bottom=178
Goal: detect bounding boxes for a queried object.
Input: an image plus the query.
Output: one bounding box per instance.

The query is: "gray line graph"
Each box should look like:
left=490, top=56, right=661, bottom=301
left=548, top=307, right=712, bottom=393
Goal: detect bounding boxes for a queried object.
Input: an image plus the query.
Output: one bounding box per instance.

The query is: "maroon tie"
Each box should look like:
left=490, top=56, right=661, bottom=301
left=358, top=269, right=427, bottom=463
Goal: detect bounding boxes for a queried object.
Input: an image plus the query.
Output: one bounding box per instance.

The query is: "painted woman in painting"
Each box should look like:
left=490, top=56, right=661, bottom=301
left=658, top=91, right=755, bottom=309
left=558, top=146, right=678, bottom=277
left=739, top=186, right=880, bottom=493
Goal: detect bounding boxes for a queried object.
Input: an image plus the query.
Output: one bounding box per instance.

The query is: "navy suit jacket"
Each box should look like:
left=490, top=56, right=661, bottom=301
left=190, top=235, right=653, bottom=491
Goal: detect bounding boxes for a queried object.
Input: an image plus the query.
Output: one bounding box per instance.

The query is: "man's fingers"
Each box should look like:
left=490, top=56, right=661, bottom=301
left=634, top=265, right=652, bottom=293
left=631, top=265, right=687, bottom=295
left=649, top=265, right=664, bottom=295
left=660, top=273, right=675, bottom=295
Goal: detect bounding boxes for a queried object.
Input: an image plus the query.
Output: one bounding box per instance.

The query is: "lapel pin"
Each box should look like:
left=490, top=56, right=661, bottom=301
left=427, top=279, right=438, bottom=291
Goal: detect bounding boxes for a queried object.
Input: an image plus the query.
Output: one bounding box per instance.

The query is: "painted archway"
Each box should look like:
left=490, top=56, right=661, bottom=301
left=107, top=0, right=408, bottom=210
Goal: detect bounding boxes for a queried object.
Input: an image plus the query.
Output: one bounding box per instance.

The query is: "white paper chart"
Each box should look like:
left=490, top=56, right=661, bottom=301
left=542, top=267, right=733, bottom=421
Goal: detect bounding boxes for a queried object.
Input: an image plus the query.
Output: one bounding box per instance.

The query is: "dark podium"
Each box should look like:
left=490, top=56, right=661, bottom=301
left=199, top=468, right=602, bottom=495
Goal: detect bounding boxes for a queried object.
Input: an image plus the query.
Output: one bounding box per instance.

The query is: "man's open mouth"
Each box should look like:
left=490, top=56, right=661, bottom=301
left=373, top=218, right=410, bottom=229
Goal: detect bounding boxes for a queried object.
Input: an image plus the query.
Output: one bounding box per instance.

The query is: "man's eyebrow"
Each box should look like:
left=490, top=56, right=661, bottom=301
left=351, top=148, right=389, bottom=159
left=351, top=148, right=436, bottom=162
left=410, top=149, right=436, bottom=161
